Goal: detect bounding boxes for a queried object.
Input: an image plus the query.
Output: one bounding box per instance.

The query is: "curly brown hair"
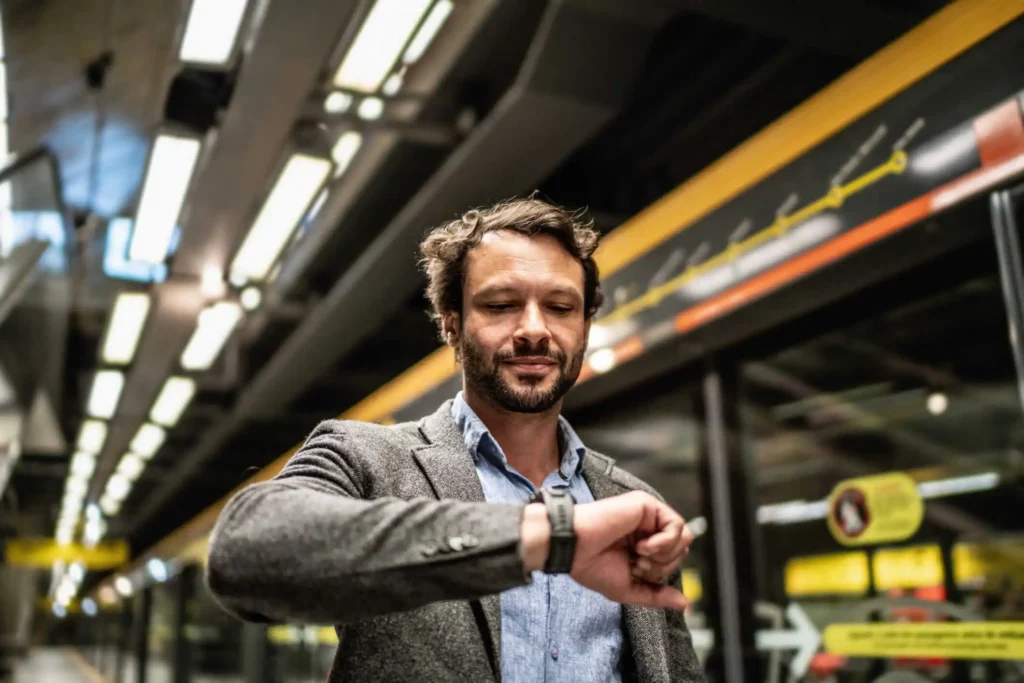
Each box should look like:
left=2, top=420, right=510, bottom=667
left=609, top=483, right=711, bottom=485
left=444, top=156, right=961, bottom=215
left=418, top=197, right=604, bottom=339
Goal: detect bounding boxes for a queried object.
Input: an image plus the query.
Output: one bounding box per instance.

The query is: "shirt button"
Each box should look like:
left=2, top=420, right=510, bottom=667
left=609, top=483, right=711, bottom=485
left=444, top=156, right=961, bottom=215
left=550, top=645, right=559, bottom=660
left=447, top=536, right=464, bottom=552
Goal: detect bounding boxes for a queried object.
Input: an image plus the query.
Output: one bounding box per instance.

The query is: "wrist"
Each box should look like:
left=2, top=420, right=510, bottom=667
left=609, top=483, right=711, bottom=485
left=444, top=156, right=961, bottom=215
left=521, top=503, right=551, bottom=572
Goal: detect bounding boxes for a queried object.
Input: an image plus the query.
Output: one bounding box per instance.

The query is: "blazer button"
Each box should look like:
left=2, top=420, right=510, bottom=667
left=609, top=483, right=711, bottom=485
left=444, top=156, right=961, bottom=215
left=447, top=536, right=464, bottom=552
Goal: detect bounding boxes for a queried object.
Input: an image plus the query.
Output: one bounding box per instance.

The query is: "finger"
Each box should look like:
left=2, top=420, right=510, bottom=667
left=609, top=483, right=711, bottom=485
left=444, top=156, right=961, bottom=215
left=631, top=557, right=682, bottom=584
left=635, top=517, right=684, bottom=558
left=621, top=581, right=689, bottom=611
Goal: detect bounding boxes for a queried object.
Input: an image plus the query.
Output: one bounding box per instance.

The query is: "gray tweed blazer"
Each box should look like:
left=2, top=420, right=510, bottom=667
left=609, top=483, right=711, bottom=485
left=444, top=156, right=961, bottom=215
left=207, top=401, right=704, bottom=682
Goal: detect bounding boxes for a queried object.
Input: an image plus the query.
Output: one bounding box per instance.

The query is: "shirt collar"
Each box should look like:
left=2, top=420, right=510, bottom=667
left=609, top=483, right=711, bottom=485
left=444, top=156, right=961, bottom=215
left=451, top=392, right=587, bottom=479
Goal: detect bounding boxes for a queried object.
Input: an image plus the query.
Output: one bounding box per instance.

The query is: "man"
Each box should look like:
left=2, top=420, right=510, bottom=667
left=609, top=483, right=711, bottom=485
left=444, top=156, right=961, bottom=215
left=207, top=198, right=704, bottom=682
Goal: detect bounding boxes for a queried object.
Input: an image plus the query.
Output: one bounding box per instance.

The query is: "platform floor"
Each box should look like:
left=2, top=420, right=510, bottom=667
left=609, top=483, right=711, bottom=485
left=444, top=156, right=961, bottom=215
left=11, top=647, right=104, bottom=683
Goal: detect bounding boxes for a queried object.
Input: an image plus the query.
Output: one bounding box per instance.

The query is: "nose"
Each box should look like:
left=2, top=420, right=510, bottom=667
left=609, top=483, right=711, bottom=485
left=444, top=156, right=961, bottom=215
left=513, top=300, right=551, bottom=349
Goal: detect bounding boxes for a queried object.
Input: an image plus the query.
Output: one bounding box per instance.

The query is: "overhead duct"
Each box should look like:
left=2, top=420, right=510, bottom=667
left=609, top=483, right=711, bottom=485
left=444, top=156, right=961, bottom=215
left=127, top=0, right=681, bottom=534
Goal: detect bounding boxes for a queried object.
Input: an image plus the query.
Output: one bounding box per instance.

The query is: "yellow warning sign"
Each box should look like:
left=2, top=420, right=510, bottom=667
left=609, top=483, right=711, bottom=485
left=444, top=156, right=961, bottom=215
left=824, top=622, right=1024, bottom=660
left=4, top=538, right=129, bottom=570
left=826, top=472, right=923, bottom=546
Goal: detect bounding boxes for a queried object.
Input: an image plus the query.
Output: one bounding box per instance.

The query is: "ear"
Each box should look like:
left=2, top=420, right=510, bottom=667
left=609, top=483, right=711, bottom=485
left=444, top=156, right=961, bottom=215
left=441, top=312, right=461, bottom=346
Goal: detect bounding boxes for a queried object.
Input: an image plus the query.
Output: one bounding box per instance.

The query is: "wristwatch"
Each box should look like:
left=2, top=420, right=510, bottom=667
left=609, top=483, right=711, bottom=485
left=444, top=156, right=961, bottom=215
left=529, top=487, right=577, bottom=574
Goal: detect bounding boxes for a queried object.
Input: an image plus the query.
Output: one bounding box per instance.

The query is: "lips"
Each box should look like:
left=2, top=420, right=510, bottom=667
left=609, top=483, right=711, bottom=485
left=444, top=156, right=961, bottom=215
left=504, top=357, right=557, bottom=375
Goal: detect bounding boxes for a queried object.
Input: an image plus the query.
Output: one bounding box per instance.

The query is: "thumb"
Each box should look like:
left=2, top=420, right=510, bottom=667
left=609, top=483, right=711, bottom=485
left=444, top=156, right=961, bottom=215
left=622, top=581, right=690, bottom=611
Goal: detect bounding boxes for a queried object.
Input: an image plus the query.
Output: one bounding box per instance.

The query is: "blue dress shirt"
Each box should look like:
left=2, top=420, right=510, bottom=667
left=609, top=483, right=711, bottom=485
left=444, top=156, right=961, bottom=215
left=451, top=393, right=624, bottom=683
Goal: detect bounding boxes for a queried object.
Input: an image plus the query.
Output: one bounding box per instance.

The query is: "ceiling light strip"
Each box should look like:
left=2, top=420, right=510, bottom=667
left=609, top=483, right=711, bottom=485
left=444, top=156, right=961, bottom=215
left=179, top=0, right=249, bottom=66
left=129, top=134, right=202, bottom=264
left=333, top=0, right=432, bottom=93
left=101, top=293, right=152, bottom=365
left=229, top=154, right=331, bottom=283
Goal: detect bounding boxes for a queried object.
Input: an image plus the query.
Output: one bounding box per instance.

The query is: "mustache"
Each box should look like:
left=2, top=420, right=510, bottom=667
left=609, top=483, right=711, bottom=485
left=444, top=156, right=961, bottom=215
left=493, top=347, right=566, bottom=364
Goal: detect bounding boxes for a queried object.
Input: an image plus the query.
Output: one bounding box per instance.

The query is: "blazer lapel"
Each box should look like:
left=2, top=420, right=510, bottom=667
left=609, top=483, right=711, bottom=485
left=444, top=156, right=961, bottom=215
left=582, top=453, right=672, bottom=683
left=412, top=401, right=502, bottom=676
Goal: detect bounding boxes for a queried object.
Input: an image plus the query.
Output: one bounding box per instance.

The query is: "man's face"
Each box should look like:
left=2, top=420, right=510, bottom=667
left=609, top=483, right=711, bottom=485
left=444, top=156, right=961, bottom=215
left=448, top=230, right=590, bottom=414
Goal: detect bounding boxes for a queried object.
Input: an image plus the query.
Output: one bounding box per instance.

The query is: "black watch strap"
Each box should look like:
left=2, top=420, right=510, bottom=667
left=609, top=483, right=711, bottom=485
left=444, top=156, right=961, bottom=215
left=530, top=487, right=577, bottom=574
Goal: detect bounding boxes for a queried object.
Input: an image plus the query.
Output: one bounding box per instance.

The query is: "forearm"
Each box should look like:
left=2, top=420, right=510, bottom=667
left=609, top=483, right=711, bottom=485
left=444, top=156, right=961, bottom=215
left=206, top=481, right=535, bottom=624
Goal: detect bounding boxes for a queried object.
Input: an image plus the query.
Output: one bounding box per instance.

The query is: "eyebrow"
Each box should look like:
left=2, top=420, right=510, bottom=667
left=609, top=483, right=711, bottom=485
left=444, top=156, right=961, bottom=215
left=474, top=285, right=583, bottom=303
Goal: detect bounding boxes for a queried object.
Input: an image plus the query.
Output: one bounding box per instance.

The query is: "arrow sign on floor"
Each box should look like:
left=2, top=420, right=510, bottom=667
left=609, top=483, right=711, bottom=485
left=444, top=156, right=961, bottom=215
left=755, top=603, right=821, bottom=679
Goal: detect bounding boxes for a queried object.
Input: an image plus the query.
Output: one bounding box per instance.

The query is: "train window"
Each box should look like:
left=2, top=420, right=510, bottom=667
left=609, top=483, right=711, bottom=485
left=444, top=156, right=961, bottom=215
left=569, top=372, right=713, bottom=672
left=740, top=226, right=1024, bottom=682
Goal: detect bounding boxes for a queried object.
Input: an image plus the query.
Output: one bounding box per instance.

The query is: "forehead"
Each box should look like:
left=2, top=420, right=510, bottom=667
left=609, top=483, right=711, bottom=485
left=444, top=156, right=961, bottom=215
left=464, top=230, right=584, bottom=295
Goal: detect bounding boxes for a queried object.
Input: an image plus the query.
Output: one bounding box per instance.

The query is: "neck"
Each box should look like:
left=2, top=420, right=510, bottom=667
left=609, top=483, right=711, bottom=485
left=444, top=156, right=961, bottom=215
left=462, top=386, right=562, bottom=488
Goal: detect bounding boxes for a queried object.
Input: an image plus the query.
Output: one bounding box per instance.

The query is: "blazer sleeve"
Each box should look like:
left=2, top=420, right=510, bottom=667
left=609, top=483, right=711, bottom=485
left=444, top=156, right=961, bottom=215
left=665, top=567, right=706, bottom=682
left=205, top=420, right=530, bottom=625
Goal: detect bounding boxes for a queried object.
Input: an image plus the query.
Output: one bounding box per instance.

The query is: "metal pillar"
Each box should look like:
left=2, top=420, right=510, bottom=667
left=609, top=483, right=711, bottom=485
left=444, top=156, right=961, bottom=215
left=241, top=622, right=269, bottom=683
left=115, top=601, right=133, bottom=683
left=172, top=567, right=196, bottom=683
left=700, top=364, right=763, bottom=683
left=132, top=589, right=152, bottom=683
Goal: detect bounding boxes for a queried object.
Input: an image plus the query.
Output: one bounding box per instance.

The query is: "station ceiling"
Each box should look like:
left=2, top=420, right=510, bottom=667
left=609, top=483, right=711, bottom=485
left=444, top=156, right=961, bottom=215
left=0, top=0, right=952, bottom=584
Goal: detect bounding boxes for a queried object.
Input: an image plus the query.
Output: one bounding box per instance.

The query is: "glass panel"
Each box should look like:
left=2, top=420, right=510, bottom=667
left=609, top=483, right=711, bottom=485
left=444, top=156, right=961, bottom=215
left=267, top=625, right=336, bottom=683
left=741, top=234, right=1024, bottom=682
left=187, top=571, right=245, bottom=683
left=147, top=581, right=177, bottom=683
left=570, top=372, right=714, bottom=674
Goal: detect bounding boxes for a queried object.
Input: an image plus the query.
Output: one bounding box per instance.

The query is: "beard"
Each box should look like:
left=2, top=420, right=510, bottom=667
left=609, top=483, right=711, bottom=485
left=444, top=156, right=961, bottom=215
left=459, top=333, right=584, bottom=414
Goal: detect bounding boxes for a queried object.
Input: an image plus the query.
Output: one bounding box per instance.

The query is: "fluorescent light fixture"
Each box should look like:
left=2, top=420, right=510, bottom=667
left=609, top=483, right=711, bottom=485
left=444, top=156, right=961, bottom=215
left=686, top=515, right=707, bottom=538
left=381, top=72, right=403, bottom=97
left=240, top=286, right=262, bottom=311
left=100, top=496, right=121, bottom=517
left=229, top=154, right=331, bottom=283
left=101, top=292, right=151, bottom=364
left=68, top=562, right=85, bottom=584
left=333, top=0, right=432, bottom=93
left=55, top=527, right=74, bottom=546
left=147, top=558, right=168, bottom=583
left=117, top=453, right=146, bottom=482
left=86, top=504, right=101, bottom=521
left=87, top=370, right=126, bottom=419
left=70, top=452, right=97, bottom=479
left=150, top=376, right=196, bottom=427
left=115, top=576, right=133, bottom=597
left=201, top=264, right=224, bottom=299
left=918, top=472, right=999, bottom=499
left=357, top=97, right=384, bottom=121
left=179, top=0, right=249, bottom=65
left=103, top=218, right=168, bottom=283
left=403, top=0, right=453, bottom=64
left=60, top=497, right=82, bottom=519
left=65, top=476, right=88, bottom=499
left=180, top=302, right=243, bottom=371
left=927, top=392, right=948, bottom=415
left=757, top=499, right=830, bottom=525
left=129, top=134, right=202, bottom=264
left=77, top=420, right=108, bottom=454
left=588, top=348, right=616, bottom=374
left=83, top=518, right=106, bottom=547
left=324, top=91, right=353, bottom=114
left=331, top=131, right=363, bottom=178
left=131, top=423, right=166, bottom=459
left=105, top=473, right=132, bottom=501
